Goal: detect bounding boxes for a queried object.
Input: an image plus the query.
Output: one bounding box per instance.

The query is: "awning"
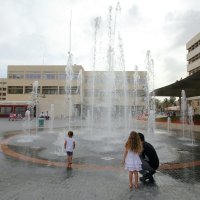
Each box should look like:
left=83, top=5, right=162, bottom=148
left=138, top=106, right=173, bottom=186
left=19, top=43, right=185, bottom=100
left=153, top=70, right=200, bottom=97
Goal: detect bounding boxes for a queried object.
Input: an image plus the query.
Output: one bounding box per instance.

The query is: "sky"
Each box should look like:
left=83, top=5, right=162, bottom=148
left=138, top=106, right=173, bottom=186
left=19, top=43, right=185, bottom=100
left=0, top=0, right=200, bottom=89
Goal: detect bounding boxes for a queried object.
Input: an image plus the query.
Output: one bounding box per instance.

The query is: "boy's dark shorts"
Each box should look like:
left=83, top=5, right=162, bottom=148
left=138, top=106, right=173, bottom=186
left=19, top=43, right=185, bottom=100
left=67, top=151, right=73, bottom=156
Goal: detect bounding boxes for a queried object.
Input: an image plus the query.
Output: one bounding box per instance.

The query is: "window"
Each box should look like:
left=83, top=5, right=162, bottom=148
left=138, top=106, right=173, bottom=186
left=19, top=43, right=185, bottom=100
left=42, top=72, right=57, bottom=79
left=0, top=107, right=12, bottom=114
left=25, top=86, right=33, bottom=94
left=25, top=72, right=41, bottom=79
left=42, top=86, right=58, bottom=94
left=8, top=72, right=24, bottom=79
left=58, top=74, right=66, bottom=80
left=8, top=86, right=23, bottom=94
left=65, top=86, right=79, bottom=95
left=59, top=86, right=65, bottom=94
left=15, top=107, right=26, bottom=114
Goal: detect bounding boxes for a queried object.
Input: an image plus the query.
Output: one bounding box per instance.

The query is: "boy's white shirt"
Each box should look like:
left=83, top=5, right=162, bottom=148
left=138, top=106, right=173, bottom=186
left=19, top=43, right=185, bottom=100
left=65, top=137, right=75, bottom=152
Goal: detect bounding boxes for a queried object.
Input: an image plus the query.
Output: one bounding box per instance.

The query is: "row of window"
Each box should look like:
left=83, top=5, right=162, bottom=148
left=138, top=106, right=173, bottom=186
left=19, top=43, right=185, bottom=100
left=188, top=40, right=200, bottom=52
left=8, top=72, right=80, bottom=80
left=85, top=77, right=146, bottom=85
left=6, top=86, right=145, bottom=97
left=8, top=72, right=147, bottom=84
left=189, top=66, right=200, bottom=75
left=7, top=86, right=80, bottom=95
left=188, top=52, right=200, bottom=64
left=84, top=89, right=145, bottom=97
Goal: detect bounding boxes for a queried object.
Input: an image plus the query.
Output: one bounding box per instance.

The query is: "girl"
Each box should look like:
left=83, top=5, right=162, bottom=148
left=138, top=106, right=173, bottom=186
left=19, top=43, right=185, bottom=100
left=64, top=131, right=76, bottom=168
left=122, top=131, right=143, bottom=189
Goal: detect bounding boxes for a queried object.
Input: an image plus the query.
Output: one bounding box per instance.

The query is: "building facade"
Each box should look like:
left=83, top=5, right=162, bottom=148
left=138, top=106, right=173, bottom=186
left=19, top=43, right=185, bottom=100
left=0, top=78, right=6, bottom=101
left=186, top=32, right=200, bottom=114
left=0, top=65, right=147, bottom=118
left=186, top=32, right=200, bottom=75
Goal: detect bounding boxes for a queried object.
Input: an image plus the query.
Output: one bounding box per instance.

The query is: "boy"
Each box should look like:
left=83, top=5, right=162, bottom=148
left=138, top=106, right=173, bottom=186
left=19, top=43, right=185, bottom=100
left=64, top=131, right=75, bottom=168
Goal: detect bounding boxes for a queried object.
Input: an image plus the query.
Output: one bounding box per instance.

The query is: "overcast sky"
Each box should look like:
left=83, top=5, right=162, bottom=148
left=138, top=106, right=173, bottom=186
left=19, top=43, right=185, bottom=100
left=0, top=0, right=200, bottom=89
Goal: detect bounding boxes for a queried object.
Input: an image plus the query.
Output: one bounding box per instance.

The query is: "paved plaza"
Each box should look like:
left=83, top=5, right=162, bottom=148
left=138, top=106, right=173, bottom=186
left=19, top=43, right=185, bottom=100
left=0, top=118, right=200, bottom=200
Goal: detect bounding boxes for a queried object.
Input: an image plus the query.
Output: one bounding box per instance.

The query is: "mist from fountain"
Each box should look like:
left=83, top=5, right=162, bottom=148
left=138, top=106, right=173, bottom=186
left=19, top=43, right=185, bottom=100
left=50, top=3, right=158, bottom=156
left=132, top=65, right=140, bottom=130
left=49, top=104, right=54, bottom=133
left=76, top=69, right=83, bottom=127
left=53, top=131, right=66, bottom=156
left=167, top=116, right=172, bottom=135
left=185, top=104, right=197, bottom=146
left=20, top=81, right=39, bottom=143
left=179, top=90, right=188, bottom=140
left=65, top=52, right=73, bottom=130
left=62, top=3, right=156, bottom=140
left=19, top=109, right=34, bottom=143
left=145, top=50, right=155, bottom=135
left=63, top=2, right=131, bottom=133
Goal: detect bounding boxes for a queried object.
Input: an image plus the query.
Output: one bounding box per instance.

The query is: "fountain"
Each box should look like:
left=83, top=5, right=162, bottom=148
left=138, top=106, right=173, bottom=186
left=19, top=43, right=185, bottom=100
left=1, top=3, right=199, bottom=179
left=132, top=65, right=140, bottom=130
left=167, top=116, right=172, bottom=135
left=145, top=50, right=155, bottom=135
left=10, top=2, right=183, bottom=162
left=185, top=104, right=198, bottom=146
left=61, top=2, right=132, bottom=134
left=49, top=104, right=54, bottom=133
left=19, top=81, right=39, bottom=143
left=179, top=90, right=188, bottom=141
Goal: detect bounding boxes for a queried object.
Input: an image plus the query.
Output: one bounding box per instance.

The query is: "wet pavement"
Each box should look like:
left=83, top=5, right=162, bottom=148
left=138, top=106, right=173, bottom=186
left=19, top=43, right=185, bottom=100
left=0, top=118, right=200, bottom=200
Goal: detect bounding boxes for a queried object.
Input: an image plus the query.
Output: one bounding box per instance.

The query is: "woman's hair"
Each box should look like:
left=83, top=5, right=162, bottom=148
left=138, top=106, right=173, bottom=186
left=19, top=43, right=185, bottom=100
left=125, top=131, right=143, bottom=153
left=68, top=131, right=73, bottom=137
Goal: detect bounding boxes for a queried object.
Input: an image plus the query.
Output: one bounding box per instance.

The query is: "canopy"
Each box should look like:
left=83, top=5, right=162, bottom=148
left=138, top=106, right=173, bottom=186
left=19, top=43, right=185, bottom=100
left=153, top=70, right=200, bottom=97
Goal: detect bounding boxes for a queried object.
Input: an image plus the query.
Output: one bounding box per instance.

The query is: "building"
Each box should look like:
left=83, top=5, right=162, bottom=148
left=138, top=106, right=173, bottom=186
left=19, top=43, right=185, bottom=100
left=5, top=65, right=82, bottom=118
left=154, top=32, right=200, bottom=115
left=0, top=78, right=6, bottom=101
left=186, top=32, right=200, bottom=75
left=186, top=32, right=200, bottom=114
left=0, top=65, right=147, bottom=118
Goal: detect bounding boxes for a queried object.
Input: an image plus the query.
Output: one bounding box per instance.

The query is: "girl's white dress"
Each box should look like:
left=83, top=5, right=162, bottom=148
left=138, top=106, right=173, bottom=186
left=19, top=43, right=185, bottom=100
left=125, top=150, right=142, bottom=171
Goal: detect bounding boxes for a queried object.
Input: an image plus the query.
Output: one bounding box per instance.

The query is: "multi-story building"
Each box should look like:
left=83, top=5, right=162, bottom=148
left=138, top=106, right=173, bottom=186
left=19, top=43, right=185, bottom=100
left=186, top=32, right=200, bottom=75
left=0, top=65, right=147, bottom=118
left=186, top=32, right=200, bottom=114
left=0, top=78, right=6, bottom=101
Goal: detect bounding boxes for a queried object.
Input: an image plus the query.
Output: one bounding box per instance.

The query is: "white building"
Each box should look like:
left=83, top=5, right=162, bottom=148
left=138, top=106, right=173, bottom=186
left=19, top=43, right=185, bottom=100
left=186, top=32, right=200, bottom=114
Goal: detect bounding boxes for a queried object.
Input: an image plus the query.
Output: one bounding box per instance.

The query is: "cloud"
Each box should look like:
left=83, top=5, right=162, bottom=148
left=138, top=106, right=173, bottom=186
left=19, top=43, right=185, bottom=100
left=155, top=56, right=187, bottom=88
left=164, top=9, right=200, bottom=48
left=126, top=4, right=143, bottom=25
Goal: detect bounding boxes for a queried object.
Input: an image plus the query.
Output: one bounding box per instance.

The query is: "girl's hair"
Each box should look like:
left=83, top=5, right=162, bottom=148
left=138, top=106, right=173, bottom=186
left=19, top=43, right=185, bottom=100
left=125, top=131, right=143, bottom=153
left=68, top=131, right=73, bottom=137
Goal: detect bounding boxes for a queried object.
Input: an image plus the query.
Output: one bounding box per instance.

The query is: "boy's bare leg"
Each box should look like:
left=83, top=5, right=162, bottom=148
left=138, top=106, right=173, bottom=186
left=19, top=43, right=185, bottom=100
left=69, top=156, right=72, bottom=168
left=67, top=156, right=70, bottom=168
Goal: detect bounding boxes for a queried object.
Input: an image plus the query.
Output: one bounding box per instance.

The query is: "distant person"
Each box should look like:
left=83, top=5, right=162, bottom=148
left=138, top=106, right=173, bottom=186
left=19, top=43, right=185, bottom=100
left=122, top=131, right=143, bottom=189
left=45, top=111, right=49, bottom=120
left=39, top=112, right=45, bottom=118
left=8, top=112, right=14, bottom=121
left=17, top=113, right=22, bottom=120
left=64, top=131, right=76, bottom=169
left=138, top=132, right=159, bottom=183
left=25, top=109, right=30, bottom=120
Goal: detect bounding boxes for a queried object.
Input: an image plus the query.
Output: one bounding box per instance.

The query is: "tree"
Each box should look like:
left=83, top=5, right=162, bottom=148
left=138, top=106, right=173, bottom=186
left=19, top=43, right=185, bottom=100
left=169, top=96, right=176, bottom=106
